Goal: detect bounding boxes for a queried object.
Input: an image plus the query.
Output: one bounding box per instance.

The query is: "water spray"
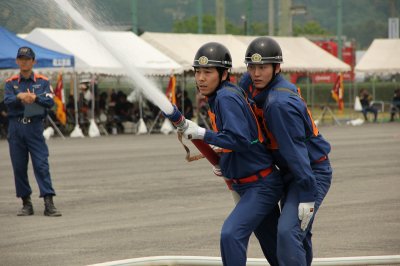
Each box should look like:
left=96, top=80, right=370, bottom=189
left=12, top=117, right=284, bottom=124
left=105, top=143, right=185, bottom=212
left=53, top=0, right=219, bottom=165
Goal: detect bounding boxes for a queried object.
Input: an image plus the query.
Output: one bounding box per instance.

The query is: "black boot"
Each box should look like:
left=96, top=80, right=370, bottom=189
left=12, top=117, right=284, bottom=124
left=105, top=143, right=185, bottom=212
left=44, top=195, right=62, bottom=217
left=17, top=196, right=34, bottom=216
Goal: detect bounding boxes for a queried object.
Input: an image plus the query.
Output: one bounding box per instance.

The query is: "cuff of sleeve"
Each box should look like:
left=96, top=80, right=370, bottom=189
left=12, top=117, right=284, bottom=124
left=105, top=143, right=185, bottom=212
left=298, top=189, right=317, bottom=202
left=204, top=129, right=215, bottom=142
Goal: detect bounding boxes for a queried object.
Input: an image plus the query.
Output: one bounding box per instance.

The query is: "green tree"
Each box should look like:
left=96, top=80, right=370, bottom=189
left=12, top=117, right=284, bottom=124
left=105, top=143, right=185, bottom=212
left=173, top=15, right=242, bottom=34
left=293, top=21, right=331, bottom=36
left=250, top=22, right=269, bottom=36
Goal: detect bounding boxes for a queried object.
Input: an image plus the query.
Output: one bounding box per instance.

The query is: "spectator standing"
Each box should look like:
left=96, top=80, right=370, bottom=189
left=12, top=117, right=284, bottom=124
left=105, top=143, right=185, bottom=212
left=3, top=46, right=61, bottom=217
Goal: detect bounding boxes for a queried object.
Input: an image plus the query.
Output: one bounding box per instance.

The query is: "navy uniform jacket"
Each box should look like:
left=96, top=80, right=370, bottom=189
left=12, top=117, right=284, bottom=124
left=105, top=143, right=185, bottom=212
left=203, top=81, right=274, bottom=179
left=240, top=73, right=331, bottom=202
left=4, top=72, right=54, bottom=118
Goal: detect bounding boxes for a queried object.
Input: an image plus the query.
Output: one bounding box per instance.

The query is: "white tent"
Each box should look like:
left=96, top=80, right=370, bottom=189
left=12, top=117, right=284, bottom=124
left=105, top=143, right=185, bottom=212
left=141, top=32, right=351, bottom=74
left=102, top=31, right=183, bottom=75
left=355, top=39, right=400, bottom=75
left=24, top=28, right=182, bottom=76
left=237, top=36, right=351, bottom=73
left=141, top=32, right=249, bottom=73
left=25, top=28, right=123, bottom=75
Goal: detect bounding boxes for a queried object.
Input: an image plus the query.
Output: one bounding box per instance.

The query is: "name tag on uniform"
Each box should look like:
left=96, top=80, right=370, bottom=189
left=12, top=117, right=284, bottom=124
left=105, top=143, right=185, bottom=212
left=24, top=103, right=45, bottom=117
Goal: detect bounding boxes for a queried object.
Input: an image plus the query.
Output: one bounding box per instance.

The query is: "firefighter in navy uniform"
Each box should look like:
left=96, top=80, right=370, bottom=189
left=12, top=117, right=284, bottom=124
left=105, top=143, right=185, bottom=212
left=4, top=46, right=61, bottom=217
left=240, top=37, right=332, bottom=266
left=176, top=42, right=283, bottom=266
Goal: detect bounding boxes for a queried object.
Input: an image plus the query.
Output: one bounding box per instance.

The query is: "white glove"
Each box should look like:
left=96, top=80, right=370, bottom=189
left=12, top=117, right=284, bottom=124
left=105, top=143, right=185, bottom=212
left=298, top=202, right=315, bottom=231
left=212, top=164, right=223, bottom=176
left=182, top=120, right=206, bottom=140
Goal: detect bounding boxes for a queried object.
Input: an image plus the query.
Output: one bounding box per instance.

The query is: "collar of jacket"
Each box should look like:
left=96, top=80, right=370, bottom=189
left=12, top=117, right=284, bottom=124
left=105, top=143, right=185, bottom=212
left=18, top=72, right=35, bottom=83
left=252, top=74, right=283, bottom=107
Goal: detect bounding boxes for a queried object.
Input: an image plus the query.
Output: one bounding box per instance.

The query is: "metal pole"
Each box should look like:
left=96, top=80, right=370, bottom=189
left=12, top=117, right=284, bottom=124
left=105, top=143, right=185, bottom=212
left=139, top=93, right=143, bottom=119
left=91, top=74, right=95, bottom=119
left=311, top=79, right=315, bottom=111
left=337, top=0, right=343, bottom=60
left=73, top=72, right=79, bottom=126
left=131, top=0, right=138, bottom=34
left=47, top=115, right=66, bottom=139
left=197, top=0, right=203, bottom=34
left=246, top=0, right=252, bottom=35
left=268, top=0, right=274, bottom=35
left=372, top=74, right=376, bottom=100
left=279, top=0, right=291, bottom=36
left=216, top=0, right=225, bottom=34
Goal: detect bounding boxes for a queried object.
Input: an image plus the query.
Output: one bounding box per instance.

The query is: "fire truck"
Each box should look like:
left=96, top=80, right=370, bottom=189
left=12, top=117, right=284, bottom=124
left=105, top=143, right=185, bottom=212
left=290, top=39, right=355, bottom=83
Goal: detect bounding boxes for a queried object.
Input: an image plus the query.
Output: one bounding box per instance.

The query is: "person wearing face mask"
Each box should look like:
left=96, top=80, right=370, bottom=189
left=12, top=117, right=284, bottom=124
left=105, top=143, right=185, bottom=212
left=240, top=36, right=333, bottom=266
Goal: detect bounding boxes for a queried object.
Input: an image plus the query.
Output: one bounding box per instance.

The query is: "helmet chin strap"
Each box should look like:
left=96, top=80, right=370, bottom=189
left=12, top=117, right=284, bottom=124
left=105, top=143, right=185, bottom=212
left=263, top=63, right=279, bottom=89
left=217, top=68, right=230, bottom=88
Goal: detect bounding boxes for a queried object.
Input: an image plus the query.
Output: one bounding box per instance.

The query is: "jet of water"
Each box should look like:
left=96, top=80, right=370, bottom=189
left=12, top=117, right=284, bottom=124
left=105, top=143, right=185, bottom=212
left=52, top=0, right=174, bottom=114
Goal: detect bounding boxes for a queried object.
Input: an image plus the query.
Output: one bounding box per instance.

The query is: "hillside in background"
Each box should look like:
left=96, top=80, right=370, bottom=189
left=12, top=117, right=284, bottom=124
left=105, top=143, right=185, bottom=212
left=0, top=0, right=398, bottom=49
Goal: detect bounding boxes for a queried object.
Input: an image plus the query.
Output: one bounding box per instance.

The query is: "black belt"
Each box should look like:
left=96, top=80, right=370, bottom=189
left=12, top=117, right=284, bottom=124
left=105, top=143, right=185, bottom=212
left=15, top=117, right=43, bottom=124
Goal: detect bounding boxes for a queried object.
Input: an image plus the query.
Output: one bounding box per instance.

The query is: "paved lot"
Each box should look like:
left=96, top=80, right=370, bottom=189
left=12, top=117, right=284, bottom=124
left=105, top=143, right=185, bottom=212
left=0, top=123, right=399, bottom=266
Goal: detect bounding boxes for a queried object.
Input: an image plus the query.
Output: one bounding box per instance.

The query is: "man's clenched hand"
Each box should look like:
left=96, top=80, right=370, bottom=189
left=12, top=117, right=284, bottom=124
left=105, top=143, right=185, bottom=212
left=182, top=120, right=206, bottom=140
left=298, top=202, right=315, bottom=231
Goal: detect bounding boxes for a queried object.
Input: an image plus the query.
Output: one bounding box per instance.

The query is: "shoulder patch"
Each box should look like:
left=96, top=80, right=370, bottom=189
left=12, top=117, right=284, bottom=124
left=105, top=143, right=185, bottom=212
left=35, top=74, right=49, bottom=81
left=5, top=75, right=19, bottom=82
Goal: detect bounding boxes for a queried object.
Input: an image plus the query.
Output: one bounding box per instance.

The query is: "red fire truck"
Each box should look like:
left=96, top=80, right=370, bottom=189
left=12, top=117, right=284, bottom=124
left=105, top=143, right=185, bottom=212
left=290, top=39, right=355, bottom=84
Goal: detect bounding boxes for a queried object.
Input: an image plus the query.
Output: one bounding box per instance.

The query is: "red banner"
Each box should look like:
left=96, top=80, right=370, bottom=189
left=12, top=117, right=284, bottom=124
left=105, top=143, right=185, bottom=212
left=331, top=73, right=344, bottom=111
left=166, top=74, right=176, bottom=105
left=54, top=73, right=67, bottom=125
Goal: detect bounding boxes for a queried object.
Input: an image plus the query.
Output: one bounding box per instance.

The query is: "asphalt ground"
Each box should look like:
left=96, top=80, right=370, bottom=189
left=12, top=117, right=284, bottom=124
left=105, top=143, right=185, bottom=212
left=0, top=123, right=399, bottom=266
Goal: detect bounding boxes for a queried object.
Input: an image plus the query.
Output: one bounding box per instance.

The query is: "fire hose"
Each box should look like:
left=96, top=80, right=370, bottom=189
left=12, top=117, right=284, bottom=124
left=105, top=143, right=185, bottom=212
left=164, top=105, right=240, bottom=203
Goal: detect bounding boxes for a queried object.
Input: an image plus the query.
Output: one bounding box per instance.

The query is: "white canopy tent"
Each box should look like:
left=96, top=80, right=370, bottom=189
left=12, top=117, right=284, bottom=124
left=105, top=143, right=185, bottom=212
left=355, top=39, right=400, bottom=75
left=25, top=28, right=123, bottom=76
left=102, top=31, right=183, bottom=75
left=141, top=32, right=249, bottom=73
left=141, top=32, right=351, bottom=74
left=237, top=36, right=351, bottom=73
left=24, top=28, right=183, bottom=76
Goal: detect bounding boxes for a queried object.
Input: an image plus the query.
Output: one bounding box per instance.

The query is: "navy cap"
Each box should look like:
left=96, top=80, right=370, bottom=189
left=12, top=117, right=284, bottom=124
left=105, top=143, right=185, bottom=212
left=17, top=46, right=35, bottom=59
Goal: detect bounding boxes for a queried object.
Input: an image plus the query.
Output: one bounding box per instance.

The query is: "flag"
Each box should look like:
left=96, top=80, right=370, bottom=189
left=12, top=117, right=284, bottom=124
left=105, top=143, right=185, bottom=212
left=331, top=73, right=344, bottom=111
left=165, top=74, right=176, bottom=105
left=54, top=73, right=67, bottom=125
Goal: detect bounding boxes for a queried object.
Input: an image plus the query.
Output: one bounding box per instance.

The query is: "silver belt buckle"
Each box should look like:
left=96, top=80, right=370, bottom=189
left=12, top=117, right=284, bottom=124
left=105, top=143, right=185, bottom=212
left=22, top=117, right=30, bottom=124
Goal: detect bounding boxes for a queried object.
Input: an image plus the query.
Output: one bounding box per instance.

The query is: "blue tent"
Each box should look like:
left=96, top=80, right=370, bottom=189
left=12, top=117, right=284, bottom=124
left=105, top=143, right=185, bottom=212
left=0, top=27, right=74, bottom=69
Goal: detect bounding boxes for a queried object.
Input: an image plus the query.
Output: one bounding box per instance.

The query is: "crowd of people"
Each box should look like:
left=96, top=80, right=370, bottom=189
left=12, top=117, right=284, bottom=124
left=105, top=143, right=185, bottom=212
left=1, top=83, right=399, bottom=140
left=52, top=83, right=194, bottom=135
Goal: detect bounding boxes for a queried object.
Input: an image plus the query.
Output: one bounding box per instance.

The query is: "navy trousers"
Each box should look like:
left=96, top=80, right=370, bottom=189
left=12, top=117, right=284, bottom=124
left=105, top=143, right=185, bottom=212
left=254, top=204, right=280, bottom=266
left=220, top=170, right=283, bottom=266
left=7, top=119, right=55, bottom=198
left=277, top=160, right=332, bottom=266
